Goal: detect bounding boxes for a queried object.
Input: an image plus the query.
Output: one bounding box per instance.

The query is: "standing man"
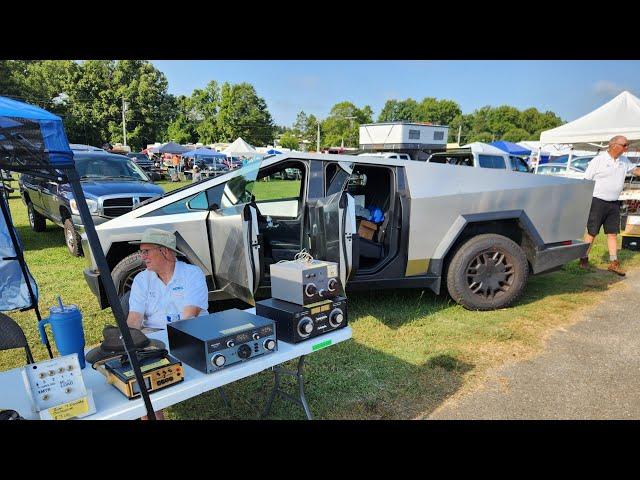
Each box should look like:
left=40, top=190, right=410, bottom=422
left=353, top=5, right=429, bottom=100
left=580, top=136, right=640, bottom=275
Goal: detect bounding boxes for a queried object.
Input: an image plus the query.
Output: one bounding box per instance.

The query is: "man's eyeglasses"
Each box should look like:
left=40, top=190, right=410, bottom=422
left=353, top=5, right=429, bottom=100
left=615, top=143, right=630, bottom=148
left=139, top=247, right=161, bottom=256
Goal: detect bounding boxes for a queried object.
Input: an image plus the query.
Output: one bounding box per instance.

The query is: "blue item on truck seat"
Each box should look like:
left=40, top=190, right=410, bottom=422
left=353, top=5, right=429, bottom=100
left=368, top=207, right=384, bottom=224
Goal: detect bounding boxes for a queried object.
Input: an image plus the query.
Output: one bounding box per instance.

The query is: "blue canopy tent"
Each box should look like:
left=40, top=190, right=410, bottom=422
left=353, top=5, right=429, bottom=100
left=182, top=148, right=227, bottom=160
left=489, top=141, right=531, bottom=156
left=0, top=96, right=157, bottom=418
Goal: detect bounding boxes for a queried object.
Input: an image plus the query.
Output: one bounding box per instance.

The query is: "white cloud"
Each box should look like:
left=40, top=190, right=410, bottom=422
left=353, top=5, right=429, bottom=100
left=593, top=80, right=627, bottom=97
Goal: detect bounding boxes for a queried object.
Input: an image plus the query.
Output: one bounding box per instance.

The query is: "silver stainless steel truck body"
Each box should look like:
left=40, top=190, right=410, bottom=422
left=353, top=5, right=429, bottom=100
left=82, top=152, right=594, bottom=312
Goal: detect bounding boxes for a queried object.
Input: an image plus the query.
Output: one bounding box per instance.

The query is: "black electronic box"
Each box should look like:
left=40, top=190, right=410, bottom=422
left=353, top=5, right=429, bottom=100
left=256, top=296, right=347, bottom=344
left=167, top=309, right=277, bottom=373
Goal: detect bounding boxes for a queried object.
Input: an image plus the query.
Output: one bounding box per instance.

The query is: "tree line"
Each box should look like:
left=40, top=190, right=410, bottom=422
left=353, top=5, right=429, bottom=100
left=0, top=60, right=564, bottom=151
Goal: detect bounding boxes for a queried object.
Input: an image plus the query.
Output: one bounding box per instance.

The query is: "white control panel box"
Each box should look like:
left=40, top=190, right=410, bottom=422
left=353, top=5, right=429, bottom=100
left=21, top=353, right=96, bottom=420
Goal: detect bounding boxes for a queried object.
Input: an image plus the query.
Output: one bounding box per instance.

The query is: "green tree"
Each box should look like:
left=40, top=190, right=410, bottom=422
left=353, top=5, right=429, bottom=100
left=418, top=97, right=462, bottom=125
left=321, top=101, right=372, bottom=148
left=279, top=131, right=300, bottom=150
left=502, top=128, right=531, bottom=143
left=217, top=82, right=274, bottom=146
left=377, top=99, right=420, bottom=122
left=106, top=60, right=174, bottom=150
left=190, top=80, right=220, bottom=144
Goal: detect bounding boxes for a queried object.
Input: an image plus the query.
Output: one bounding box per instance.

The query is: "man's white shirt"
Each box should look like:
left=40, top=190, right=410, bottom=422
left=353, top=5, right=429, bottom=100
left=584, top=151, right=635, bottom=201
left=129, top=260, right=209, bottom=329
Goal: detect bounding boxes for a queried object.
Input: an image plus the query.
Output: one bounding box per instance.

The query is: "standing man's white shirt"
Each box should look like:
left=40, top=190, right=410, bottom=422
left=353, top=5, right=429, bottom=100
left=129, top=260, right=209, bottom=329
left=584, top=151, right=634, bottom=201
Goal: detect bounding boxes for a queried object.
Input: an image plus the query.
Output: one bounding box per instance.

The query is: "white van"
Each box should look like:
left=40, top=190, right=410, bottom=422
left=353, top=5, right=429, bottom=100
left=426, top=142, right=531, bottom=173
left=357, top=152, right=412, bottom=161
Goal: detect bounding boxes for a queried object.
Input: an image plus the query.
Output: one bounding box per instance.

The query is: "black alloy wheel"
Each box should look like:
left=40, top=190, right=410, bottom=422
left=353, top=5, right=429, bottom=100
left=446, top=233, right=528, bottom=311
left=466, top=249, right=515, bottom=299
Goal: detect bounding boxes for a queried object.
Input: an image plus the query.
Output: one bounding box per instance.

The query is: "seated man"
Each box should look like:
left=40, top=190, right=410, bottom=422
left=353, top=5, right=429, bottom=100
left=127, top=228, right=209, bottom=333
left=126, top=228, right=209, bottom=421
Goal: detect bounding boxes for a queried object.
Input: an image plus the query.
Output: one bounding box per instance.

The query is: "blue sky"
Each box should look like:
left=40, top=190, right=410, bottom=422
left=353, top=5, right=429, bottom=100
left=151, top=60, right=640, bottom=127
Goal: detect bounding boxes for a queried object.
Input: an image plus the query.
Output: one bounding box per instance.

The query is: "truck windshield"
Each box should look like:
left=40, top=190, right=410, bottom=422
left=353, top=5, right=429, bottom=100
left=75, top=155, right=149, bottom=181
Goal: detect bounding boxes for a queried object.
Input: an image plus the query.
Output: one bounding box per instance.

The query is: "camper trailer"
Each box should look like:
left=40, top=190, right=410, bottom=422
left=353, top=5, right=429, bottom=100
left=359, top=122, right=449, bottom=160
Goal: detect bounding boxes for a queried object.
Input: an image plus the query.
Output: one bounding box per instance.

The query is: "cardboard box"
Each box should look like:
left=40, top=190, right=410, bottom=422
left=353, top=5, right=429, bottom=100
left=624, top=215, right=640, bottom=235
left=358, top=220, right=377, bottom=241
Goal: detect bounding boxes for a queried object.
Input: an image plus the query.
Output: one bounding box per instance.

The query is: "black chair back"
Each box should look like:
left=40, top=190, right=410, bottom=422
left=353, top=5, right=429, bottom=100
left=0, top=313, right=34, bottom=364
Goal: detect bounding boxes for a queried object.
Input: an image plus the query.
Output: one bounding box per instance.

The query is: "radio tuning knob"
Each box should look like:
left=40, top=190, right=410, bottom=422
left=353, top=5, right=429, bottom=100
left=329, top=309, right=344, bottom=327
left=263, top=339, right=276, bottom=351
left=318, top=289, right=326, bottom=298
left=328, top=278, right=338, bottom=291
left=252, top=333, right=260, bottom=340
left=305, top=283, right=317, bottom=297
left=212, top=355, right=226, bottom=367
left=226, top=340, right=235, bottom=348
left=298, top=317, right=314, bottom=337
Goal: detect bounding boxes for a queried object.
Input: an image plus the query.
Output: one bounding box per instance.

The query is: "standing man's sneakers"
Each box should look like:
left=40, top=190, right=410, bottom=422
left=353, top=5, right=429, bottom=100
left=579, top=257, right=591, bottom=270
left=607, top=260, right=626, bottom=276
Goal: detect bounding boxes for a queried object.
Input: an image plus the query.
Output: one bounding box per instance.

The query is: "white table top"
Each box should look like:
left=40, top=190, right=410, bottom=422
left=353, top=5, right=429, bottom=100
left=1, top=321, right=352, bottom=420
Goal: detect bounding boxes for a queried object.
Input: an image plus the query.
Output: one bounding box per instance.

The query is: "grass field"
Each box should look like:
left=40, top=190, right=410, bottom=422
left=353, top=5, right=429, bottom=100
left=2, top=178, right=639, bottom=419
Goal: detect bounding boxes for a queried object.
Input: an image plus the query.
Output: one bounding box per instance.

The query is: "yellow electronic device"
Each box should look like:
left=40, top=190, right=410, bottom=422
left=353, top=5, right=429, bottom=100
left=95, top=353, right=184, bottom=400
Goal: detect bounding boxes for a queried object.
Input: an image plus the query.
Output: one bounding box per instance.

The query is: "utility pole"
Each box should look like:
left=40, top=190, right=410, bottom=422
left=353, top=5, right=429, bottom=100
left=317, top=122, right=320, bottom=153
left=457, top=125, right=462, bottom=144
left=122, top=98, right=129, bottom=147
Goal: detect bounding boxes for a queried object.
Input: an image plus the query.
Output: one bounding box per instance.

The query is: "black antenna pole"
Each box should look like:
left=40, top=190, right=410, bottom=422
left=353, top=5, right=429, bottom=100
left=62, top=167, right=156, bottom=420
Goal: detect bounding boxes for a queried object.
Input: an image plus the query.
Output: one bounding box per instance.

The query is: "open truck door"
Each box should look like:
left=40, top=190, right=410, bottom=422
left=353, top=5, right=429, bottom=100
left=207, top=161, right=263, bottom=306
left=305, top=161, right=357, bottom=290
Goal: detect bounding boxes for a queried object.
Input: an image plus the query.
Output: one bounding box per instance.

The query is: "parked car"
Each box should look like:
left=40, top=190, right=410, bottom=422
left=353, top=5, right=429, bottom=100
left=551, top=154, right=595, bottom=171
left=20, top=149, right=164, bottom=256
left=126, top=152, right=161, bottom=180
left=193, top=157, right=229, bottom=177
left=82, top=152, right=593, bottom=313
left=535, top=163, right=587, bottom=179
left=426, top=142, right=531, bottom=173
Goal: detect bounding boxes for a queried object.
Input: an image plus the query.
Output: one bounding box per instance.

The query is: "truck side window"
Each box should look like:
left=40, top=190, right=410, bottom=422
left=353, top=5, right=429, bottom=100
left=479, top=155, right=507, bottom=169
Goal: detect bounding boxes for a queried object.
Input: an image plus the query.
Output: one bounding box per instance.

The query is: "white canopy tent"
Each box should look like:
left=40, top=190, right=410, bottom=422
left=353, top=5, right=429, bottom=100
left=535, top=91, right=640, bottom=172
left=221, top=137, right=258, bottom=157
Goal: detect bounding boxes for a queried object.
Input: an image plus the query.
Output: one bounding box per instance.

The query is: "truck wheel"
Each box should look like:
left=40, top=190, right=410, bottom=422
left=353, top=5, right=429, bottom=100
left=446, top=234, right=528, bottom=311
left=28, top=202, right=47, bottom=232
left=64, top=218, right=84, bottom=257
left=111, top=252, right=145, bottom=295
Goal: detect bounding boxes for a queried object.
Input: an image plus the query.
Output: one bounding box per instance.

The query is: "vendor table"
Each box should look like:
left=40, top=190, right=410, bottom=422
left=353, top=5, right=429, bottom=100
left=0, top=312, right=352, bottom=420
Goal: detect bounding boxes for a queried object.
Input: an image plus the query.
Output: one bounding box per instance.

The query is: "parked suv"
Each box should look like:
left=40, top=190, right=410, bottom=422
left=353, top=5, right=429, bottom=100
left=19, top=149, right=164, bottom=256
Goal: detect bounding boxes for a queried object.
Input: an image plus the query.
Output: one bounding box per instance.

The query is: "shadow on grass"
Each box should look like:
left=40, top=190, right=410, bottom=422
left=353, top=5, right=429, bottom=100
left=166, top=339, right=474, bottom=420
left=344, top=260, right=631, bottom=329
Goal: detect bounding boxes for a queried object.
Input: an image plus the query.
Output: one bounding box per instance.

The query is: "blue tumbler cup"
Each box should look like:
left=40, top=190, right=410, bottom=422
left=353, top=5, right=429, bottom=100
left=38, top=297, right=86, bottom=368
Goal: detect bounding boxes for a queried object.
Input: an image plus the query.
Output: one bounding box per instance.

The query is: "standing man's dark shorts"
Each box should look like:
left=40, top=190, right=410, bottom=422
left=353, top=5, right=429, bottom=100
left=587, top=197, right=621, bottom=236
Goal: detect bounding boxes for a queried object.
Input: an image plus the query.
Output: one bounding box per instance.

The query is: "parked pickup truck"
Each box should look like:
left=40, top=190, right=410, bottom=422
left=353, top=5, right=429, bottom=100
left=20, top=148, right=164, bottom=257
left=82, top=151, right=593, bottom=312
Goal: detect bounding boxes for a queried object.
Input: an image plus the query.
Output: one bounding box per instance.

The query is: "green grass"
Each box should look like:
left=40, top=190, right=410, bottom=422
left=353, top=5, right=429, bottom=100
left=2, top=183, right=639, bottom=419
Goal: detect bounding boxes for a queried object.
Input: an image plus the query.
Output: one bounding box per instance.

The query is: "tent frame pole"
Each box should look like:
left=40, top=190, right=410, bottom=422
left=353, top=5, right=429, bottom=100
left=62, top=166, right=157, bottom=420
left=0, top=192, right=53, bottom=359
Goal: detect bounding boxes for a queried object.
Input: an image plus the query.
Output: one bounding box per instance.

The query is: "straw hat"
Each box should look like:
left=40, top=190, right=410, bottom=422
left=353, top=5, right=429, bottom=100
left=128, top=228, right=182, bottom=255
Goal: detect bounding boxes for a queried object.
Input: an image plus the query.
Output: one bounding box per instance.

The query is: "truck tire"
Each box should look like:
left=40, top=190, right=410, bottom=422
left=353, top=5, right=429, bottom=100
left=446, top=233, right=528, bottom=311
left=111, top=252, right=145, bottom=296
left=64, top=218, right=84, bottom=257
left=28, top=202, right=47, bottom=232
